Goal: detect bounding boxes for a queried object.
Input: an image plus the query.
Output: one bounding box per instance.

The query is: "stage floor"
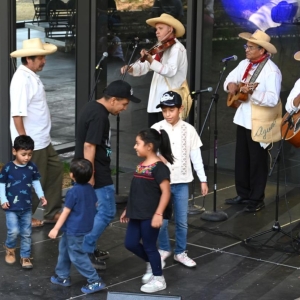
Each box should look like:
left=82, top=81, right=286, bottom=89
left=1, top=169, right=300, bottom=300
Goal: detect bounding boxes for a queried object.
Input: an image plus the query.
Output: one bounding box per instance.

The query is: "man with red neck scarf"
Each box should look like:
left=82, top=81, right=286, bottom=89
left=223, top=30, right=282, bottom=212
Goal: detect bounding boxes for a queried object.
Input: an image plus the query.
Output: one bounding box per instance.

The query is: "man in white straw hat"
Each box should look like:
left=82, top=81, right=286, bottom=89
left=223, top=30, right=282, bottom=212
left=10, top=38, right=63, bottom=227
left=120, top=13, right=187, bottom=127
left=285, top=51, right=300, bottom=114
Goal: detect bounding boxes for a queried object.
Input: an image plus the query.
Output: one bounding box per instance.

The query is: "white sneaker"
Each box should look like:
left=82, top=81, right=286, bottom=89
left=158, top=249, right=172, bottom=268
left=140, top=275, right=166, bottom=293
left=141, top=262, right=153, bottom=284
left=174, top=251, right=196, bottom=267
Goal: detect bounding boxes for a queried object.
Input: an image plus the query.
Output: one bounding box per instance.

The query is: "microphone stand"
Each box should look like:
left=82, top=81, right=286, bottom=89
left=188, top=91, right=207, bottom=215
left=245, top=113, right=299, bottom=244
left=88, top=61, right=104, bottom=102
left=115, top=39, right=139, bottom=203
left=200, top=63, right=229, bottom=222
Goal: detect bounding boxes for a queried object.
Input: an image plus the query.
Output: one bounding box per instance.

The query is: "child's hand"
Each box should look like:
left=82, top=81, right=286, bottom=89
left=1, top=202, right=10, bottom=210
left=201, top=182, right=209, bottom=196
left=151, top=214, right=163, bottom=228
left=120, top=210, right=129, bottom=223
left=40, top=197, right=47, bottom=206
left=48, top=228, right=59, bottom=239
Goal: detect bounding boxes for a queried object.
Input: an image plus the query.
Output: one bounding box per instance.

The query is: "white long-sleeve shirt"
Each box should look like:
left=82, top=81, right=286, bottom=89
left=131, top=39, right=187, bottom=113
left=152, top=119, right=207, bottom=184
left=223, top=58, right=282, bottom=130
left=285, top=78, right=300, bottom=113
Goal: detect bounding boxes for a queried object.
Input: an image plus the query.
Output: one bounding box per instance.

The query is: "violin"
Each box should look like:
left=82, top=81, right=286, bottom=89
left=140, top=38, right=176, bottom=62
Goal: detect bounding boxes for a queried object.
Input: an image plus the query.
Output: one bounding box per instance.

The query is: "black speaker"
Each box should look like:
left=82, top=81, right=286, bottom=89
left=107, top=291, right=182, bottom=300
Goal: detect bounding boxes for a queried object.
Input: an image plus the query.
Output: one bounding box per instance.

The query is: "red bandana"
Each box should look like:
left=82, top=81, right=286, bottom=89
left=242, top=54, right=269, bottom=81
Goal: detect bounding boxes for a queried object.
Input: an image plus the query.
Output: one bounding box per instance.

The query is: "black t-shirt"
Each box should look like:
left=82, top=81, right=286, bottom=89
left=75, top=101, right=113, bottom=188
left=126, top=161, right=171, bottom=220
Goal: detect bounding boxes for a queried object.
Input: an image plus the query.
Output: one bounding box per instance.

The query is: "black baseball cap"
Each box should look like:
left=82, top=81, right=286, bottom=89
left=103, top=80, right=141, bottom=103
left=156, top=91, right=182, bottom=108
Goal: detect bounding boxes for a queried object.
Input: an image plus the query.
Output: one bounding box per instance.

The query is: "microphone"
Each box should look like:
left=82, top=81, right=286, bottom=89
left=95, top=52, right=108, bottom=69
left=220, top=55, right=238, bottom=63
left=191, top=87, right=213, bottom=95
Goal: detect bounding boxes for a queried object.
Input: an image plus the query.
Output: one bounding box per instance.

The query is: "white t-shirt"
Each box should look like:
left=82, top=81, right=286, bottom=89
left=10, top=65, right=51, bottom=150
left=152, top=119, right=206, bottom=184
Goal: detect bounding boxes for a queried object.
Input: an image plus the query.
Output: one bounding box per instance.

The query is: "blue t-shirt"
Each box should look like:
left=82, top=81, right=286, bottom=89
left=0, top=161, right=41, bottom=211
left=61, top=183, right=97, bottom=236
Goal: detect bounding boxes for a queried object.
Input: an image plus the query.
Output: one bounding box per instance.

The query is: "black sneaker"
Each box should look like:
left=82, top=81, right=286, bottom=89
left=88, top=253, right=106, bottom=270
left=245, top=201, right=265, bottom=212
left=94, top=248, right=110, bottom=260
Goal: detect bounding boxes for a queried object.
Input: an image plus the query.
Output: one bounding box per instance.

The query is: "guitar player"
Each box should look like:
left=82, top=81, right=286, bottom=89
left=223, top=30, right=282, bottom=212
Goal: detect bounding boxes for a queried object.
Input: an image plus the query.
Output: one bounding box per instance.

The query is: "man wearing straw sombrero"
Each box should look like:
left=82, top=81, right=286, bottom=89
left=10, top=38, right=63, bottom=227
left=120, top=13, right=187, bottom=127
left=223, top=30, right=282, bottom=212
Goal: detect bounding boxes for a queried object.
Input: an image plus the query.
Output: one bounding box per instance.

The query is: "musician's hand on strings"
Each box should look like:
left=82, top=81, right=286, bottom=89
left=120, top=65, right=133, bottom=75
left=293, top=94, right=300, bottom=108
left=140, top=49, right=153, bottom=64
left=227, top=82, right=239, bottom=95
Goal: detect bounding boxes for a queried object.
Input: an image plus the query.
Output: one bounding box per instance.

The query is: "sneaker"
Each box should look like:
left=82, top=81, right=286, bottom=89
left=4, top=245, right=16, bottom=264
left=158, top=249, right=171, bottom=269
left=140, top=275, right=166, bottom=293
left=174, top=251, right=196, bottom=267
left=94, top=248, right=110, bottom=260
left=20, top=258, right=33, bottom=269
left=88, top=253, right=106, bottom=270
left=81, top=281, right=106, bottom=294
left=141, top=262, right=153, bottom=284
left=50, top=275, right=71, bottom=287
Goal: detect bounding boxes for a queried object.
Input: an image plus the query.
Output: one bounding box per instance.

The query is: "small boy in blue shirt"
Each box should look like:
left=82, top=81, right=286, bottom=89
left=0, top=135, right=47, bottom=269
left=48, top=158, right=106, bottom=295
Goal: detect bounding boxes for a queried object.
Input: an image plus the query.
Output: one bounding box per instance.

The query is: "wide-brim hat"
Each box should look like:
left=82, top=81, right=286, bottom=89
left=10, top=38, right=57, bottom=58
left=238, top=30, right=277, bottom=54
left=294, top=51, right=300, bottom=61
left=146, top=13, right=185, bottom=38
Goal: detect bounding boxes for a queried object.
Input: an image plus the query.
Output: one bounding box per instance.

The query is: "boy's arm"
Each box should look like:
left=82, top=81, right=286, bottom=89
left=48, top=207, right=71, bottom=239
left=190, top=148, right=207, bottom=182
left=0, top=183, right=9, bottom=208
left=32, top=180, right=47, bottom=205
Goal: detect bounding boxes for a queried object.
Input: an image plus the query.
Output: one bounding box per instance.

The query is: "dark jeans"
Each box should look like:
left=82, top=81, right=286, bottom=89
left=125, top=219, right=162, bottom=276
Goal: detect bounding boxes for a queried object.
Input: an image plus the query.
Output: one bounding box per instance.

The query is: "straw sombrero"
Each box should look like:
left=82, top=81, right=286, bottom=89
left=146, top=13, right=185, bottom=38
left=294, top=51, right=300, bottom=61
left=238, top=30, right=277, bottom=54
left=10, top=38, right=57, bottom=58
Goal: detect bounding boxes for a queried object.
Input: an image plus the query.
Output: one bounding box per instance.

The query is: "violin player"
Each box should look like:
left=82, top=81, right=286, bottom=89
left=223, top=30, right=281, bottom=212
left=120, top=13, right=187, bottom=127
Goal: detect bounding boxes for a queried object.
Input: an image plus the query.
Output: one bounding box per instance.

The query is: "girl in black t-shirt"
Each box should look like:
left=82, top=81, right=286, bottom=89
left=120, top=128, right=174, bottom=294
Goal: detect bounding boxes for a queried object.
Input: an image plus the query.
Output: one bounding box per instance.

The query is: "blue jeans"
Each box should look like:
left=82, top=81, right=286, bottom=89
left=125, top=219, right=162, bottom=276
left=82, top=184, right=116, bottom=253
left=5, top=209, right=32, bottom=258
left=55, top=233, right=101, bottom=283
left=158, top=183, right=189, bottom=255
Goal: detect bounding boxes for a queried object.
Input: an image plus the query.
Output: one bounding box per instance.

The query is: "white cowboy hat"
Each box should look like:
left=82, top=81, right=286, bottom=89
left=146, top=13, right=185, bottom=38
left=238, top=30, right=277, bottom=54
left=10, top=38, right=57, bottom=58
left=294, top=51, right=300, bottom=61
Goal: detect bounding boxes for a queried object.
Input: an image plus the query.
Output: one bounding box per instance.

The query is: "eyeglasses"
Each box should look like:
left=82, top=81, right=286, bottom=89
left=243, top=44, right=261, bottom=51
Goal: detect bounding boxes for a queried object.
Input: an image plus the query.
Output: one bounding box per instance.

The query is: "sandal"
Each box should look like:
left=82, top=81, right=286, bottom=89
left=31, top=218, right=44, bottom=228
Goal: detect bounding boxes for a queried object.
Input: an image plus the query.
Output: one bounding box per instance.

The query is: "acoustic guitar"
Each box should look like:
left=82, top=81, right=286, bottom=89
left=281, top=110, right=300, bottom=148
left=227, top=82, right=259, bottom=108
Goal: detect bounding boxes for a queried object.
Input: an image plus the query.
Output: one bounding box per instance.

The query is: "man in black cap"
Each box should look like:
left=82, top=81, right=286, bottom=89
left=75, top=80, right=141, bottom=269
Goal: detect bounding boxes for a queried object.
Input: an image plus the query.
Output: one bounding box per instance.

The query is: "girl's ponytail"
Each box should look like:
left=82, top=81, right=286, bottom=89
left=159, top=129, right=174, bottom=164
